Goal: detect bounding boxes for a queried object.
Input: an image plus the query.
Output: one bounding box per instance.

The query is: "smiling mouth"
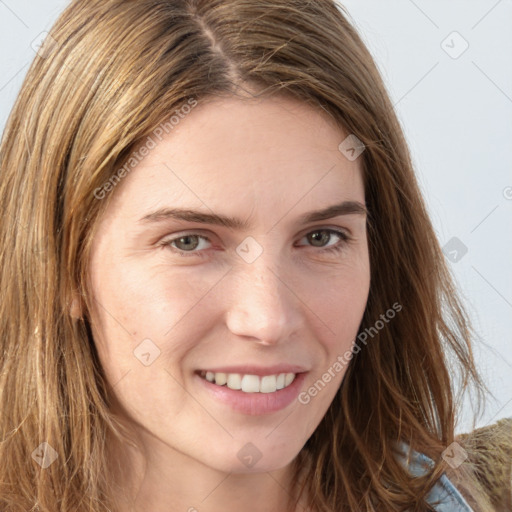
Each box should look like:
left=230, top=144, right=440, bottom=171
left=198, top=370, right=297, bottom=393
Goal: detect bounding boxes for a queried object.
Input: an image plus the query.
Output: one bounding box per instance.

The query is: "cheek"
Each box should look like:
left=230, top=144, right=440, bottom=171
left=310, top=253, right=370, bottom=342
left=86, top=262, right=202, bottom=421
left=327, top=278, right=369, bottom=338
left=86, top=252, right=222, bottom=382
left=296, top=264, right=369, bottom=430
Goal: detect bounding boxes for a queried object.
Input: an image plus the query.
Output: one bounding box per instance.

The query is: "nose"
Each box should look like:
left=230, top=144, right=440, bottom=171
left=224, top=258, right=304, bottom=346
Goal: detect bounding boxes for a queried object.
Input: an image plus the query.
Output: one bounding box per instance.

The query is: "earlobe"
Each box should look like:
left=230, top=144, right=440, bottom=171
left=69, top=295, right=83, bottom=319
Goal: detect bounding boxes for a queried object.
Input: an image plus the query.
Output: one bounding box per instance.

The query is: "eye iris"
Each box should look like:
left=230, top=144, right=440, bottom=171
left=309, top=230, right=330, bottom=247
left=175, top=235, right=199, bottom=251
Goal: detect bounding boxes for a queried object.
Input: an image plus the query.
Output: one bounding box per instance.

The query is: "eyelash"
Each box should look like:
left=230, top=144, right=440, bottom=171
left=159, top=228, right=352, bottom=258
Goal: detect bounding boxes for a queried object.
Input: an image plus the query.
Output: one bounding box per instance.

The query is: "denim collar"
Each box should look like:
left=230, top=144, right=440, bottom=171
left=395, top=442, right=474, bottom=511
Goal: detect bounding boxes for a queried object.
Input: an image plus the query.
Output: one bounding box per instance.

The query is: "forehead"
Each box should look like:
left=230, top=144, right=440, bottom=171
left=103, top=95, right=365, bottom=223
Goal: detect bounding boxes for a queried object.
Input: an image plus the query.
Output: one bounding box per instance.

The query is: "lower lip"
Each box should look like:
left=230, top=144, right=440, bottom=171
left=196, top=372, right=307, bottom=415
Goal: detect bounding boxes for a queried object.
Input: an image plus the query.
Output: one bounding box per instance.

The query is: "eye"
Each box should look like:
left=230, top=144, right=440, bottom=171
left=160, top=233, right=212, bottom=258
left=159, top=228, right=351, bottom=258
left=297, top=228, right=351, bottom=255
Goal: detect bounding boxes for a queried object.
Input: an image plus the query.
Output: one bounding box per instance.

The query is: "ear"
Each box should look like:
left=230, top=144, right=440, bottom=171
left=69, top=293, right=83, bottom=319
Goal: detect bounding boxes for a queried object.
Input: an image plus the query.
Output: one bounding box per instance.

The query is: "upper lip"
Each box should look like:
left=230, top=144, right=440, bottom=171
left=197, top=364, right=308, bottom=377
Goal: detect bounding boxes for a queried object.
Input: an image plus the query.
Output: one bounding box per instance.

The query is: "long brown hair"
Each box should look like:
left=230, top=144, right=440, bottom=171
left=0, top=0, right=490, bottom=510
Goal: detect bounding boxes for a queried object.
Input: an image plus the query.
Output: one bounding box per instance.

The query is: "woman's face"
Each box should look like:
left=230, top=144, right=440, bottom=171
left=87, top=95, right=370, bottom=474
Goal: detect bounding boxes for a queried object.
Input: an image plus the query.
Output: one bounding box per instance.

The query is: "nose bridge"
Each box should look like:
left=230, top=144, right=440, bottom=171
left=225, top=249, right=301, bottom=344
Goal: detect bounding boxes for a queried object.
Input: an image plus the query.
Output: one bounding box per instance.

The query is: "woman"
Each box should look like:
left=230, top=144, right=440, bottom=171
left=0, top=0, right=494, bottom=510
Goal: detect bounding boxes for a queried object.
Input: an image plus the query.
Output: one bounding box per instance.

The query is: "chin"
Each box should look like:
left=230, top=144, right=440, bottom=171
left=207, top=442, right=302, bottom=475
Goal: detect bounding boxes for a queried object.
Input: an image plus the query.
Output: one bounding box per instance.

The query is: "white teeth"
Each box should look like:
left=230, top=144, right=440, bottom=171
left=226, top=373, right=242, bottom=390
left=260, top=375, right=277, bottom=393
left=241, top=374, right=260, bottom=393
left=201, top=371, right=296, bottom=393
left=214, top=372, right=227, bottom=386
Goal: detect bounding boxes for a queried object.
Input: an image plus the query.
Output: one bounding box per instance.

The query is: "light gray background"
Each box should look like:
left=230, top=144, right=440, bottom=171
left=0, top=0, right=510, bottom=433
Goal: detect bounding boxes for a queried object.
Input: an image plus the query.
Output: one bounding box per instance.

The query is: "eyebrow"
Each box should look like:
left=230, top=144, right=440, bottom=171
left=138, top=200, right=367, bottom=230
